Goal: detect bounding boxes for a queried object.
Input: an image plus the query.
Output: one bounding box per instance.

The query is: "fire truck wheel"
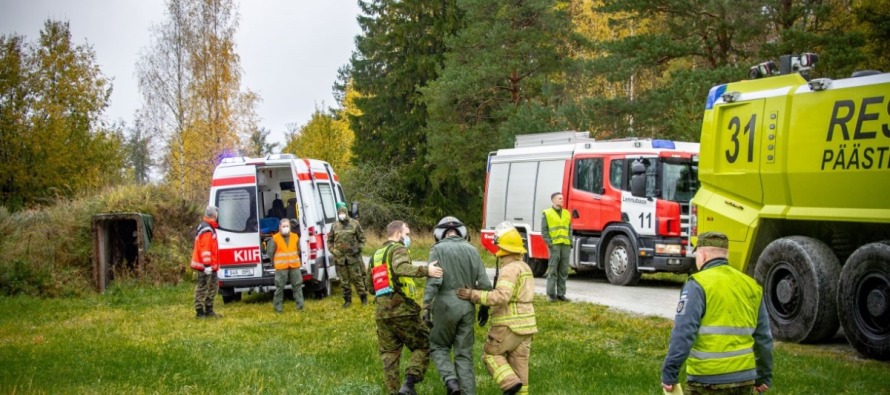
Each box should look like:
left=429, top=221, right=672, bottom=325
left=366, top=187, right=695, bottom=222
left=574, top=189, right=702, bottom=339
left=755, top=236, right=840, bottom=343
left=220, top=287, right=241, bottom=304
left=524, top=258, right=547, bottom=277
left=604, top=235, right=642, bottom=286
left=838, top=241, right=890, bottom=360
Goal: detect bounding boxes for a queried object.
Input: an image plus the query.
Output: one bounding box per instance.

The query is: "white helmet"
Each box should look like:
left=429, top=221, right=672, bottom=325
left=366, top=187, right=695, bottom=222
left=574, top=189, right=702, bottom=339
left=434, top=216, right=468, bottom=241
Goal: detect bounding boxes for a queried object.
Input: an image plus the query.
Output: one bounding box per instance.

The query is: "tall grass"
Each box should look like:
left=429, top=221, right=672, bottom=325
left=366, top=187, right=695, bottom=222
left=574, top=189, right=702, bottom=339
left=0, top=281, right=886, bottom=394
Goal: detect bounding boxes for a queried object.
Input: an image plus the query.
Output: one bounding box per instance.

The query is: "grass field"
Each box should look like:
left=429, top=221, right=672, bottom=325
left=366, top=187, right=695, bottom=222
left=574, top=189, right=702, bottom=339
left=1, top=278, right=888, bottom=395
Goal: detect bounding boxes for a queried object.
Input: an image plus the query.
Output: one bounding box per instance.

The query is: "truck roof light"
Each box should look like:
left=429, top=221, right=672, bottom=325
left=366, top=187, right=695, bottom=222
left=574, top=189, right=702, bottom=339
left=722, top=91, right=741, bottom=103
left=652, top=140, right=676, bottom=149
left=748, top=61, right=778, bottom=79
left=808, top=78, right=832, bottom=91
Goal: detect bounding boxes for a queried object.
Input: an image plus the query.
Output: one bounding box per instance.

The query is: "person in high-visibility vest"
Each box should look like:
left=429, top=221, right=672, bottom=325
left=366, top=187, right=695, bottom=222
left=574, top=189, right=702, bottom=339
left=266, top=218, right=304, bottom=313
left=541, top=192, right=571, bottom=302
left=369, top=220, right=443, bottom=395
left=661, top=232, right=774, bottom=394
left=191, top=205, right=220, bottom=318
left=457, top=222, right=537, bottom=395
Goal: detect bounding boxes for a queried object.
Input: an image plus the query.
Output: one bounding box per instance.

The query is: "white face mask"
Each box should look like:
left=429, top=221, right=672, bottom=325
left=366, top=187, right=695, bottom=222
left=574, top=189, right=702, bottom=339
left=281, top=226, right=290, bottom=235
left=338, top=213, right=347, bottom=221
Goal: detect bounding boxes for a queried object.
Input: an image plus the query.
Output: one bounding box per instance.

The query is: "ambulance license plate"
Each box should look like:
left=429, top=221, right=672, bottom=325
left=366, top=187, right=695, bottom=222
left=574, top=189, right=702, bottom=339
left=225, top=268, right=254, bottom=277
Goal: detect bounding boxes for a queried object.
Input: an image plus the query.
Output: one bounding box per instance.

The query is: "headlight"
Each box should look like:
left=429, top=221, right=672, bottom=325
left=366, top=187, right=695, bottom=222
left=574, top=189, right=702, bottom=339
left=655, top=244, right=682, bottom=255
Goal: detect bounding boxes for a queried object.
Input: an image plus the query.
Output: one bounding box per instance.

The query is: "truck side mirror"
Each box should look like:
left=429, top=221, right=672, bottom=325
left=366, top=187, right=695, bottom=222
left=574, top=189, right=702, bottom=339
left=350, top=202, right=360, bottom=219
left=630, top=161, right=647, bottom=198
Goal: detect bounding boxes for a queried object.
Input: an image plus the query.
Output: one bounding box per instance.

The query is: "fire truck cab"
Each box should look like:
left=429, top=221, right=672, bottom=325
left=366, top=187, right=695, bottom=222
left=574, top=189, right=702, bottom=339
left=209, top=154, right=351, bottom=303
left=481, top=131, right=700, bottom=285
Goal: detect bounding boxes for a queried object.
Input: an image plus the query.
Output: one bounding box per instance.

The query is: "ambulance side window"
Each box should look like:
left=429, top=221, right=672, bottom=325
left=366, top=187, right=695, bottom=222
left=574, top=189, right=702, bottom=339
left=316, top=183, right=336, bottom=224
left=215, top=187, right=257, bottom=233
left=574, top=158, right=604, bottom=194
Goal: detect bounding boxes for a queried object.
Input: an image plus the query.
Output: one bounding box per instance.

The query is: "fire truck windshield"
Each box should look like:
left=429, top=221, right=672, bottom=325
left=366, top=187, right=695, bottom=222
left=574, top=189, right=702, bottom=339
left=661, top=162, right=698, bottom=202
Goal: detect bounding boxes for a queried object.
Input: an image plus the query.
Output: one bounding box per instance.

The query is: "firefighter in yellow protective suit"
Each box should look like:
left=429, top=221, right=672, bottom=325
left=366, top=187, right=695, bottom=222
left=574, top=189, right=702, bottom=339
left=457, top=223, right=537, bottom=395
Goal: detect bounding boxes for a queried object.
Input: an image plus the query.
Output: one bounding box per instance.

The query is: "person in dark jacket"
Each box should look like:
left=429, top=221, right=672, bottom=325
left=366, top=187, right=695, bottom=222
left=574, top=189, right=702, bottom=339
left=661, top=232, right=774, bottom=394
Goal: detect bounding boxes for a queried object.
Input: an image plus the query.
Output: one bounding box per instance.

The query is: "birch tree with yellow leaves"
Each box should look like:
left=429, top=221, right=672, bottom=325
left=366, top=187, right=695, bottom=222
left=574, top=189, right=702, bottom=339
left=137, top=0, right=257, bottom=201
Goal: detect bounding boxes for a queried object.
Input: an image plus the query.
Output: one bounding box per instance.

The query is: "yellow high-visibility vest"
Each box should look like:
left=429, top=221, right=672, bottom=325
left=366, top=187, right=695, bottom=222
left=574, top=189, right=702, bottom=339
left=687, top=264, right=761, bottom=377
left=543, top=207, right=571, bottom=245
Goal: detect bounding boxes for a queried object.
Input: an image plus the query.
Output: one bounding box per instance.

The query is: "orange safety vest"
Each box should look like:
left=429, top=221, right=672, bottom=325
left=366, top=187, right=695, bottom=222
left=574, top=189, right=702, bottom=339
left=272, top=233, right=301, bottom=270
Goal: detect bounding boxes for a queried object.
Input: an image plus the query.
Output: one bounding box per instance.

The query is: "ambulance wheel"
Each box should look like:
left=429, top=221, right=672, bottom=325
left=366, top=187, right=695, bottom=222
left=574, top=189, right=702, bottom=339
left=755, top=236, right=840, bottom=343
left=605, top=235, right=641, bottom=286
left=838, top=241, right=890, bottom=360
left=220, top=287, right=241, bottom=304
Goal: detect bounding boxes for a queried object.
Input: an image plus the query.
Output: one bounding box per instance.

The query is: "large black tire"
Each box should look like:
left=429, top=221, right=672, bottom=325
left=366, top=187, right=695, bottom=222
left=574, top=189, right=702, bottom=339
left=838, top=241, right=890, bottom=360
left=755, top=236, right=840, bottom=343
left=220, top=287, right=241, bottom=304
left=604, top=235, right=642, bottom=286
left=525, top=258, right=548, bottom=278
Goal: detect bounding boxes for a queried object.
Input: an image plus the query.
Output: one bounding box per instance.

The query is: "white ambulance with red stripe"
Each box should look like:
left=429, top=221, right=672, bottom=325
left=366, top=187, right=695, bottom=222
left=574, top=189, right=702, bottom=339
left=210, top=154, right=352, bottom=302
left=481, top=131, right=700, bottom=286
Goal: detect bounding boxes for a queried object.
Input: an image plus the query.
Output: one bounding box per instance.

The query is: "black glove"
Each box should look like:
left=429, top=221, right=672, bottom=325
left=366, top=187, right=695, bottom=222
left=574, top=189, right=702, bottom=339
left=422, top=307, right=433, bottom=329
left=477, top=306, right=490, bottom=327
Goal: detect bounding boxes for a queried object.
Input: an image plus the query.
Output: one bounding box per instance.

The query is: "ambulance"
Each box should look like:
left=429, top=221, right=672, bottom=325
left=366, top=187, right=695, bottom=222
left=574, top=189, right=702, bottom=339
left=209, top=154, right=352, bottom=303
left=481, top=131, right=700, bottom=285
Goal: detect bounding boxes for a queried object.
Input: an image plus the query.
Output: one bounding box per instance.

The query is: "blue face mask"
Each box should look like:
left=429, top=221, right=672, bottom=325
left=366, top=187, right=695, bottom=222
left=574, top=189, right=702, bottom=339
left=401, top=235, right=411, bottom=248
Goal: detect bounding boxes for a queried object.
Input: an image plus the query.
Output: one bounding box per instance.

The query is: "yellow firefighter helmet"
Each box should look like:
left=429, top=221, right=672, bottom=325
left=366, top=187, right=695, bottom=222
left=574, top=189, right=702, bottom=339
left=494, top=222, right=527, bottom=257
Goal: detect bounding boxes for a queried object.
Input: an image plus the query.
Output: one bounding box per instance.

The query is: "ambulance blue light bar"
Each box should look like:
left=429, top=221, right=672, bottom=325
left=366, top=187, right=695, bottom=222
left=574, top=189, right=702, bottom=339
left=651, top=140, right=675, bottom=149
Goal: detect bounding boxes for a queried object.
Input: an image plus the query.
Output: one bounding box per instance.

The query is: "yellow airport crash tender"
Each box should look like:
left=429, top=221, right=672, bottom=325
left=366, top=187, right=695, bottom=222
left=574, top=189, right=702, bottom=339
left=692, top=55, right=890, bottom=360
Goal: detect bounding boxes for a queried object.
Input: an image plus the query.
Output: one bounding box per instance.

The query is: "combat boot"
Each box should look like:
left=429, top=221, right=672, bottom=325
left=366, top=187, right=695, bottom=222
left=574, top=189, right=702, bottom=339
left=343, top=296, right=352, bottom=308
left=445, top=378, right=461, bottom=395
left=398, top=374, right=420, bottom=395
left=205, top=306, right=221, bottom=318
left=360, top=295, right=368, bottom=305
left=196, top=308, right=206, bottom=319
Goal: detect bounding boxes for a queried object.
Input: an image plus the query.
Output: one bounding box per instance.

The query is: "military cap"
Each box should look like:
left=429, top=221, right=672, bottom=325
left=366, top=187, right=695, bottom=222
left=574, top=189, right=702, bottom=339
left=336, top=202, right=347, bottom=213
left=694, top=231, right=729, bottom=251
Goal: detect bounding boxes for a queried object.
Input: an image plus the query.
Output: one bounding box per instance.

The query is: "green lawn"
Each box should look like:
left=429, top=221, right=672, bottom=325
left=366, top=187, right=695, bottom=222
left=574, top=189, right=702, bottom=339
left=0, top=281, right=887, bottom=394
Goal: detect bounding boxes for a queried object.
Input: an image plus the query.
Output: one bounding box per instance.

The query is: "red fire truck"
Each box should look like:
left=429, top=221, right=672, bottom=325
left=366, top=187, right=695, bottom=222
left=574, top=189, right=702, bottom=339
left=481, top=131, right=700, bottom=285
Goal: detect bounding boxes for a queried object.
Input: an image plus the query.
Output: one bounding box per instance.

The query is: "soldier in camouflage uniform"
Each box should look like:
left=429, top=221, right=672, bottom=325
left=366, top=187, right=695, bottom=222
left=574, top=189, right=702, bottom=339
left=371, top=220, right=443, bottom=395
left=330, top=202, right=368, bottom=308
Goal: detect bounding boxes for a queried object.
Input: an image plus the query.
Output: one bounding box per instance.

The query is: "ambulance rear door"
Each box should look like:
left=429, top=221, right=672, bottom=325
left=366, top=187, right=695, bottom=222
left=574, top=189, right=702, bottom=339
left=211, top=165, right=263, bottom=280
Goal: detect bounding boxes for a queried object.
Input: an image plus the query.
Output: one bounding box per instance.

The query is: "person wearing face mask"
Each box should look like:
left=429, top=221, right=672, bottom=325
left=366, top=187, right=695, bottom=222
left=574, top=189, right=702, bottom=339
left=266, top=218, right=304, bottom=313
left=330, top=202, right=368, bottom=308
left=369, top=220, right=443, bottom=395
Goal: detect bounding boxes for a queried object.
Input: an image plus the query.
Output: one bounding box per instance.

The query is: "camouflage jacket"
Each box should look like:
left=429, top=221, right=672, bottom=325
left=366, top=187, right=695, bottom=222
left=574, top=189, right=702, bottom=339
left=329, top=218, right=365, bottom=257
left=374, top=240, right=429, bottom=320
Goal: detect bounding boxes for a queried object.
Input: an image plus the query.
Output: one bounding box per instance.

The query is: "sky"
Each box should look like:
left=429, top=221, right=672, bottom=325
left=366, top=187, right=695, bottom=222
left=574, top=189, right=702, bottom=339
left=0, top=0, right=362, bottom=148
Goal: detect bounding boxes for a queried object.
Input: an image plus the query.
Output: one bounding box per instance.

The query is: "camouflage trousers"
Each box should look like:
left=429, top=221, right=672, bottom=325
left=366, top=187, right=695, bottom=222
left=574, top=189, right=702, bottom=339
left=685, top=380, right=756, bottom=395
left=482, top=325, right=532, bottom=395
left=194, top=270, right=218, bottom=311
left=376, top=315, right=430, bottom=395
left=335, top=254, right=368, bottom=298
